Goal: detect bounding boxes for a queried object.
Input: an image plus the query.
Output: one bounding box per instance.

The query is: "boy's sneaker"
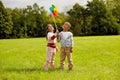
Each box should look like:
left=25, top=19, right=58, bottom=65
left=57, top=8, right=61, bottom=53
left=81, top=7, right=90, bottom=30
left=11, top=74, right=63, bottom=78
left=59, top=66, right=64, bottom=70
left=68, top=64, right=73, bottom=70
left=68, top=67, right=72, bottom=70
left=50, top=63, right=55, bottom=69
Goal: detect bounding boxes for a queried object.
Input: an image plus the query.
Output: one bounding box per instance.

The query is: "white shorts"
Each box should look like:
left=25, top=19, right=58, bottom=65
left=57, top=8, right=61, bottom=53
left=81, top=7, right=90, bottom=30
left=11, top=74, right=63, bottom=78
left=46, top=47, right=56, bottom=63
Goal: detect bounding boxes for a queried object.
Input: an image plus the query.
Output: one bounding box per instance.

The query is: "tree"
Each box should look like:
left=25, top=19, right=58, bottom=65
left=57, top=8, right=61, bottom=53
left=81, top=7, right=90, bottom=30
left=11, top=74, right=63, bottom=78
left=35, top=6, right=50, bottom=37
left=11, top=3, right=51, bottom=38
left=106, top=0, right=120, bottom=11
left=0, top=1, right=13, bottom=39
left=67, top=0, right=119, bottom=35
left=112, top=6, right=120, bottom=34
left=67, top=3, right=85, bottom=36
left=86, top=0, right=119, bottom=35
left=11, top=8, right=25, bottom=38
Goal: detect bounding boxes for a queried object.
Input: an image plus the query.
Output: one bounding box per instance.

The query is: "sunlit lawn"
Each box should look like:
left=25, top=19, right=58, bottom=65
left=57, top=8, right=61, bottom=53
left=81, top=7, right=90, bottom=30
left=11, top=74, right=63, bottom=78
left=0, top=36, right=120, bottom=80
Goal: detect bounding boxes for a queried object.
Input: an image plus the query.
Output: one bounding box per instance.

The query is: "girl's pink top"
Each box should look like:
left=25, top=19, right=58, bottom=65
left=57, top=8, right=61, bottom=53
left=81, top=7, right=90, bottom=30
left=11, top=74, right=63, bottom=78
left=47, top=32, right=56, bottom=48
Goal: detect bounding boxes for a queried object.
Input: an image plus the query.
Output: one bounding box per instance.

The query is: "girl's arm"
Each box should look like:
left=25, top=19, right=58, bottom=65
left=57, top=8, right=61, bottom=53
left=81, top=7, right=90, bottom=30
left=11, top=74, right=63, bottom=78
left=55, top=29, right=60, bottom=38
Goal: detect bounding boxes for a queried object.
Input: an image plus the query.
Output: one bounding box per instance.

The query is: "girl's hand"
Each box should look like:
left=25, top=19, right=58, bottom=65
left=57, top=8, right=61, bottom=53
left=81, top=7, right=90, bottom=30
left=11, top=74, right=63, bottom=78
left=56, top=29, right=59, bottom=34
left=55, top=29, right=59, bottom=38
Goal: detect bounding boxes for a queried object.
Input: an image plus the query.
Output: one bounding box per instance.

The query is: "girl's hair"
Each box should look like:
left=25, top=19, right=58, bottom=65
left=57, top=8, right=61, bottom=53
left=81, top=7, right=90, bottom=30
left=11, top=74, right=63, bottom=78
left=46, top=24, right=52, bottom=40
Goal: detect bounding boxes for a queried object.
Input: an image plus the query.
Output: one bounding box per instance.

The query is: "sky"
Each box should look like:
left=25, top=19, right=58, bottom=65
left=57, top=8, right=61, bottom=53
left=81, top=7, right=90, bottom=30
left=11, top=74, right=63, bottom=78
left=1, top=0, right=92, bottom=12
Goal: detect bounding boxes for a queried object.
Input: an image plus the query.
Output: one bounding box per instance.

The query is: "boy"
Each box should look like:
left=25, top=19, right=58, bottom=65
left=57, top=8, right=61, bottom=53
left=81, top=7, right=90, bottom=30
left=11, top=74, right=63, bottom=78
left=57, top=22, right=74, bottom=70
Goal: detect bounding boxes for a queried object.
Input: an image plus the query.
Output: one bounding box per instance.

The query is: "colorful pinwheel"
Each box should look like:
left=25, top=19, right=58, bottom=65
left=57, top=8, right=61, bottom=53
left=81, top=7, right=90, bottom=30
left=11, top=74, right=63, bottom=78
left=49, top=4, right=58, bottom=17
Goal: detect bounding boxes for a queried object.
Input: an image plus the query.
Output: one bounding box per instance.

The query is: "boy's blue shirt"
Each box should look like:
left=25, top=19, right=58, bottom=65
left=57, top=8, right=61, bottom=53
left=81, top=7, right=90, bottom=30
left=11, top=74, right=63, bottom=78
left=59, top=31, right=74, bottom=47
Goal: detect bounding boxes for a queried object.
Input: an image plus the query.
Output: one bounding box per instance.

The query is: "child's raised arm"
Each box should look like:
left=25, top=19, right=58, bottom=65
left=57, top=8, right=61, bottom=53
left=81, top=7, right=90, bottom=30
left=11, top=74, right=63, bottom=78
left=55, top=29, right=60, bottom=38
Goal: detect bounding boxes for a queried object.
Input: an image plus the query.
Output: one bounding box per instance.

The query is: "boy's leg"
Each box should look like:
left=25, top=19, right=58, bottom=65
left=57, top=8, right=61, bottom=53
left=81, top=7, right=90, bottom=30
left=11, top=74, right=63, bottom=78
left=66, top=48, right=73, bottom=70
left=60, top=47, right=66, bottom=69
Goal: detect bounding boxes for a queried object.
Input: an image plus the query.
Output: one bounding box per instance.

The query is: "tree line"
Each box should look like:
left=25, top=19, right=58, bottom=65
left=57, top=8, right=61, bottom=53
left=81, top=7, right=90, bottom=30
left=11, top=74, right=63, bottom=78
left=0, top=0, right=120, bottom=39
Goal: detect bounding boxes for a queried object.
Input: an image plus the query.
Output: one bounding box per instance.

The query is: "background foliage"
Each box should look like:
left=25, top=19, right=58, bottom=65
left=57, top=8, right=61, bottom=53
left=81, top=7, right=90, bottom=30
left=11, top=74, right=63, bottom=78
left=1, top=0, right=120, bottom=39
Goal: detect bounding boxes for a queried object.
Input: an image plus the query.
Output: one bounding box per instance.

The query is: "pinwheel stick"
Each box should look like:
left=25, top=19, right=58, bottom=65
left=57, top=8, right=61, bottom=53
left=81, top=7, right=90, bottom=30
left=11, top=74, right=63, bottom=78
left=49, top=4, right=58, bottom=30
left=52, top=15, right=57, bottom=30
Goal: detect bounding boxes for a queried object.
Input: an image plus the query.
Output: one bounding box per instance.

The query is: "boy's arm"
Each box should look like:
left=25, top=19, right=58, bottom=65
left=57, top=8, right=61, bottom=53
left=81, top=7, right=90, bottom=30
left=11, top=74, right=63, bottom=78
left=70, top=33, right=74, bottom=53
left=71, top=33, right=74, bottom=47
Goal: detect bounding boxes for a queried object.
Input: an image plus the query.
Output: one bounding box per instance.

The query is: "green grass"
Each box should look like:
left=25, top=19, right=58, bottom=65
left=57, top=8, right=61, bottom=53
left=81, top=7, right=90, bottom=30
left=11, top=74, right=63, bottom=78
left=0, top=36, right=120, bottom=80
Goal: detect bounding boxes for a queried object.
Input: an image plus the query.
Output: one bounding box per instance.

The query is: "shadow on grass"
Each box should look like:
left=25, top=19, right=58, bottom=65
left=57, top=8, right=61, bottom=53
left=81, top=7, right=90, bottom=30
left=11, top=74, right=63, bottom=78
left=3, top=67, right=73, bottom=73
left=4, top=68, right=43, bottom=73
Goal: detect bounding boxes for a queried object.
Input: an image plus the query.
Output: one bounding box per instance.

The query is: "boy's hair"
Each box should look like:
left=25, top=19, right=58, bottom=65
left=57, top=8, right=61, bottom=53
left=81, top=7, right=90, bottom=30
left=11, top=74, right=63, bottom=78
left=64, top=22, right=71, bottom=28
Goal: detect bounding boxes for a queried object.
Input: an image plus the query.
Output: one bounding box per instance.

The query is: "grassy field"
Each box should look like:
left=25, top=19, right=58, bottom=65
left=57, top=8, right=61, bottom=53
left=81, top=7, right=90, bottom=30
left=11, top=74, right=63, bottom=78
left=0, top=36, right=120, bottom=80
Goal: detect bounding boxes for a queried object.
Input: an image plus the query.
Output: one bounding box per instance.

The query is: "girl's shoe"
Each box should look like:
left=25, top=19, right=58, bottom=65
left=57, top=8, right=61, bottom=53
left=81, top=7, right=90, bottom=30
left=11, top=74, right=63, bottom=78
left=44, top=64, right=48, bottom=71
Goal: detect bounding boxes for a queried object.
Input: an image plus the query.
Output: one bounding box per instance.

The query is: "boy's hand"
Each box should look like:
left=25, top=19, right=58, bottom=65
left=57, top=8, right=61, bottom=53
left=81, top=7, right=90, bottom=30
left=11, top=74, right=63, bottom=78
left=56, top=46, right=58, bottom=52
left=70, top=47, right=73, bottom=53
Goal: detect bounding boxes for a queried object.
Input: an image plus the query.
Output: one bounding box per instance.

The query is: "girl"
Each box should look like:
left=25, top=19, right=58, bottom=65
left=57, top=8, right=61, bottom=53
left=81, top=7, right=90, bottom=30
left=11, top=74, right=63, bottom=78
left=44, top=24, right=58, bottom=71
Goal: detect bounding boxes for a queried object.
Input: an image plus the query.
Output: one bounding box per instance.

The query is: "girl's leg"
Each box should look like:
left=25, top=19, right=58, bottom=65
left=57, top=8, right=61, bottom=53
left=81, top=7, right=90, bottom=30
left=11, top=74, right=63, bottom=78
left=44, top=47, right=51, bottom=71
left=50, top=53, right=55, bottom=69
